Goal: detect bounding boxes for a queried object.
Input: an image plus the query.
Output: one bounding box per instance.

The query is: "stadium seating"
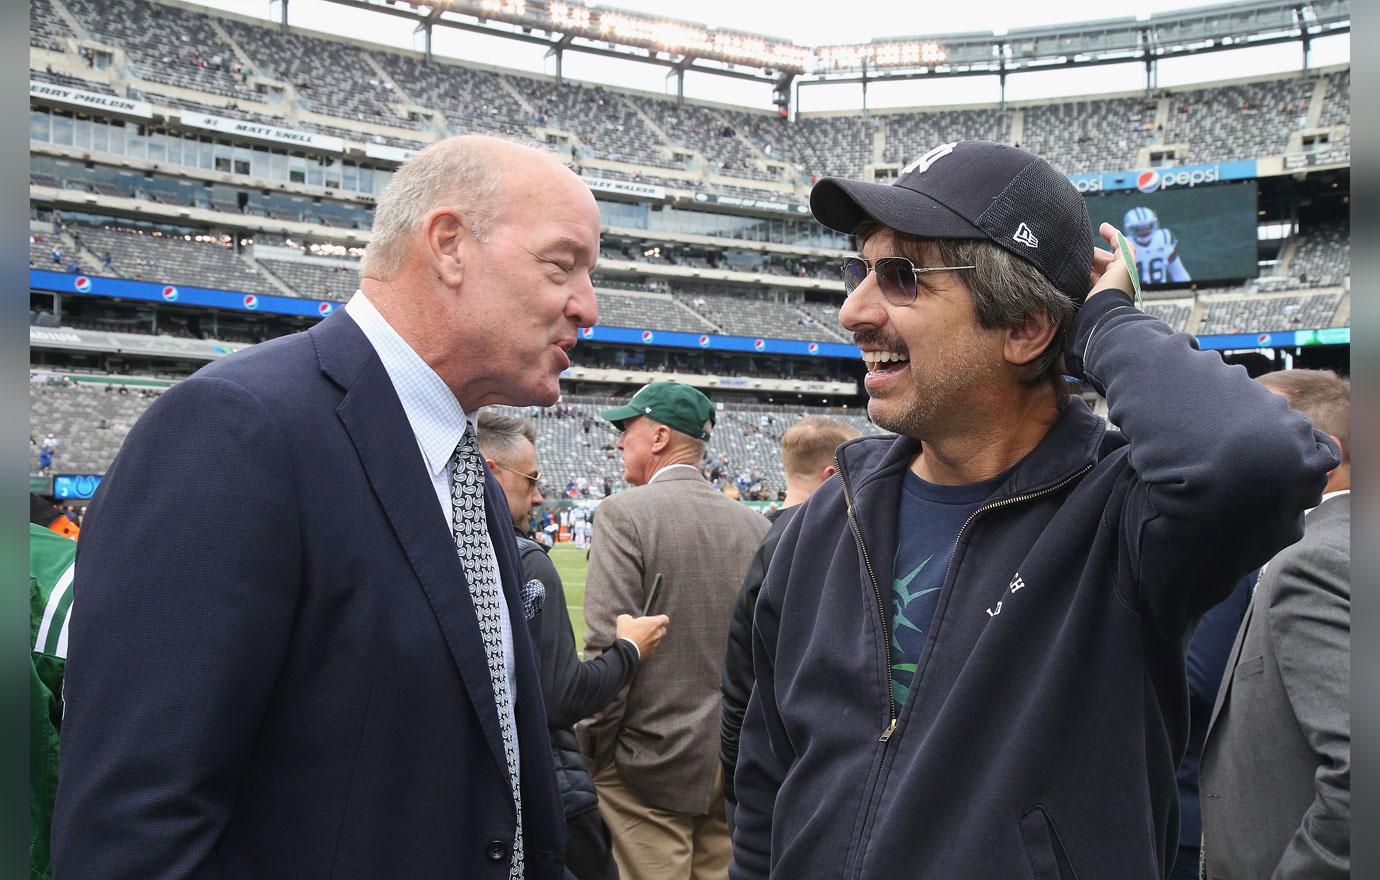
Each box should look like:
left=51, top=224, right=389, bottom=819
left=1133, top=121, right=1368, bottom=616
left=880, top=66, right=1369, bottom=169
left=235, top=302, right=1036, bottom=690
left=519, top=78, right=680, bottom=170
left=255, top=257, right=359, bottom=301
left=1288, top=221, right=1349, bottom=289
left=31, top=68, right=117, bottom=94
left=372, top=52, right=530, bottom=139
left=217, top=18, right=415, bottom=130
left=1141, top=300, right=1193, bottom=333
left=63, top=0, right=255, bottom=100
left=1165, top=77, right=1314, bottom=165
left=1320, top=69, right=1349, bottom=130
left=30, top=0, right=75, bottom=52
left=673, top=288, right=849, bottom=342
left=624, top=94, right=775, bottom=181
left=29, top=378, right=162, bottom=474
left=716, top=109, right=828, bottom=176
left=30, top=232, right=89, bottom=273
left=884, top=107, right=1014, bottom=166
left=793, top=115, right=877, bottom=180
left=593, top=289, right=714, bottom=334
left=71, top=224, right=283, bottom=296
left=1018, top=97, right=1158, bottom=175
left=1196, top=291, right=1342, bottom=335
left=29, top=0, right=1353, bottom=188
left=797, top=299, right=845, bottom=333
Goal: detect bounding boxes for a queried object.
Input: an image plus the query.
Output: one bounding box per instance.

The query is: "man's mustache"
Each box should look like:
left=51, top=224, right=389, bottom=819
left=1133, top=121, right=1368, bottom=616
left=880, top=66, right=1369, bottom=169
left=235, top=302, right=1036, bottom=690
left=853, top=329, right=909, bottom=354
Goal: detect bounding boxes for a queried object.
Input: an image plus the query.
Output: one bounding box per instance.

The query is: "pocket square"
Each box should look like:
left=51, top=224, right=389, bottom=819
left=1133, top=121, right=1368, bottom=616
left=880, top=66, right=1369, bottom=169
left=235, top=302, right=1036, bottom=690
left=521, top=578, right=545, bottom=621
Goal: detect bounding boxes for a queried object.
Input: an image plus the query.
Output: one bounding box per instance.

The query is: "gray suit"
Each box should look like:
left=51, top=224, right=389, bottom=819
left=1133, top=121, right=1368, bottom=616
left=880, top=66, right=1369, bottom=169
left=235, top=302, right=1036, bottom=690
left=1200, top=492, right=1350, bottom=880
left=577, top=466, right=770, bottom=815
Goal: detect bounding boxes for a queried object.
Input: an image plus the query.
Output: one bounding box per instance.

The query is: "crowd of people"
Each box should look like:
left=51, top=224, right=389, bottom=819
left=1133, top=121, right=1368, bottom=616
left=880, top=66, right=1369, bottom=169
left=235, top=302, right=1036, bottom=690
left=29, top=135, right=1350, bottom=880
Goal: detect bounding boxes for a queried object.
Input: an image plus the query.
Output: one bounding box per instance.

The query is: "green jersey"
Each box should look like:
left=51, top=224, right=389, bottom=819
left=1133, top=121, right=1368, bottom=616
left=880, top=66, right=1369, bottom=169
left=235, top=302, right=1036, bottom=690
left=30, top=523, right=76, bottom=880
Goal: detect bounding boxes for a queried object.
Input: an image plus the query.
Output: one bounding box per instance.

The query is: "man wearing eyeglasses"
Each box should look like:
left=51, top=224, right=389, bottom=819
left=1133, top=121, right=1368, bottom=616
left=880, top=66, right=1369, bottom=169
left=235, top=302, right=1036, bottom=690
left=729, top=140, right=1340, bottom=880
left=477, top=410, right=669, bottom=880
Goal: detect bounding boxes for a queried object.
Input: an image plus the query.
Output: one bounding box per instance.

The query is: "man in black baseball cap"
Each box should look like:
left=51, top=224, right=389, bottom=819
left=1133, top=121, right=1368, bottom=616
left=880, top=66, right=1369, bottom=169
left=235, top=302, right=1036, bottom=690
left=730, top=141, right=1340, bottom=880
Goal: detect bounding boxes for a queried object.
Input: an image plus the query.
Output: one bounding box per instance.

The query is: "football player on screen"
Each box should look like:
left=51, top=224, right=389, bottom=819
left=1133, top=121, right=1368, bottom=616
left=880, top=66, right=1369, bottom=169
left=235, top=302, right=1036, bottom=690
left=1124, top=206, right=1191, bottom=285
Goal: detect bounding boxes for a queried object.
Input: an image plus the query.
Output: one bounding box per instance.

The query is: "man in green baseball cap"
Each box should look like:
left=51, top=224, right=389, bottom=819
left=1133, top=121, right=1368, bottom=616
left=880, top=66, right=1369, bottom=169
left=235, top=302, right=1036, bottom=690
left=601, top=381, right=716, bottom=444
left=582, top=380, right=768, bottom=880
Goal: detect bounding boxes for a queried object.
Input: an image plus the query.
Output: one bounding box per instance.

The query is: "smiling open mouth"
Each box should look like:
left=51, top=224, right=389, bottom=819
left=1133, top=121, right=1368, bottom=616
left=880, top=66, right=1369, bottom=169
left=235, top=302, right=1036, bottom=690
left=861, top=350, right=910, bottom=375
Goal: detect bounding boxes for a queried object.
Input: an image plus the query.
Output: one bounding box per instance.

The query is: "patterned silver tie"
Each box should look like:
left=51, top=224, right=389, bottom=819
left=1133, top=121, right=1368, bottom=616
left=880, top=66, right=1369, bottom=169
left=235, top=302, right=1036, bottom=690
left=451, top=425, right=524, bottom=879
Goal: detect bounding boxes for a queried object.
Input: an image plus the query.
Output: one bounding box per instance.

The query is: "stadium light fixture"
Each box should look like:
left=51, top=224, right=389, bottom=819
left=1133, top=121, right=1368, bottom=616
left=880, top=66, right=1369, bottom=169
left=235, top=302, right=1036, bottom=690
left=549, top=2, right=590, bottom=30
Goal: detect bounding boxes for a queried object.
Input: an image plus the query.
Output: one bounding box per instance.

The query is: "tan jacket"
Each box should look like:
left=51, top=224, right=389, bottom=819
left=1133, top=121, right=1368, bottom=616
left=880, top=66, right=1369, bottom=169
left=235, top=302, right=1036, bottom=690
left=577, top=466, right=770, bottom=815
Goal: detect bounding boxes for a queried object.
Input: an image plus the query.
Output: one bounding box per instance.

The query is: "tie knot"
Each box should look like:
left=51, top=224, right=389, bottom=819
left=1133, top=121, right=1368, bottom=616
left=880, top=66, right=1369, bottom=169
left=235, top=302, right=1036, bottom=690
left=453, top=423, right=485, bottom=493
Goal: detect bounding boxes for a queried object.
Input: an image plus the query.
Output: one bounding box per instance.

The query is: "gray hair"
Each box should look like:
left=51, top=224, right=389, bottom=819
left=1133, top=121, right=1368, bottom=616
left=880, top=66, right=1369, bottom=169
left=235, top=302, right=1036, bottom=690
left=361, top=136, right=513, bottom=279
left=857, top=222, right=1077, bottom=392
left=476, top=410, right=538, bottom=464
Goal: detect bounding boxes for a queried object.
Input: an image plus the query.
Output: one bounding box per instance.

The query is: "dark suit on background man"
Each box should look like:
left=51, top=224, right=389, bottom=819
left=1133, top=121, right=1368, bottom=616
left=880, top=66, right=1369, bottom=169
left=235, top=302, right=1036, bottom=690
left=1200, top=492, right=1350, bottom=879
left=52, top=310, right=566, bottom=879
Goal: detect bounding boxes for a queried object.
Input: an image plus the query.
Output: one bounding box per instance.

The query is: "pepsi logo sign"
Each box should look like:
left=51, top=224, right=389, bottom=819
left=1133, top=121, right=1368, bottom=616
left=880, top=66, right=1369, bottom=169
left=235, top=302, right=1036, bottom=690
left=317, top=301, right=333, bottom=315
left=1258, top=333, right=1272, bottom=346
left=698, top=335, right=711, bottom=348
left=581, top=326, right=595, bottom=338
left=753, top=339, right=766, bottom=351
left=1137, top=166, right=1221, bottom=192
left=243, top=294, right=259, bottom=310
left=807, top=342, right=819, bottom=354
left=640, top=330, right=654, bottom=343
left=73, top=275, right=91, bottom=293
left=162, top=286, right=179, bottom=302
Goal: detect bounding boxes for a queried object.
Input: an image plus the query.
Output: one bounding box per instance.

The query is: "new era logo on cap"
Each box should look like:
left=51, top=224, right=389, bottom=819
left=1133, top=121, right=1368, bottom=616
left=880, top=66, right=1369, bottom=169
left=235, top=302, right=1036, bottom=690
left=1013, top=222, right=1039, bottom=249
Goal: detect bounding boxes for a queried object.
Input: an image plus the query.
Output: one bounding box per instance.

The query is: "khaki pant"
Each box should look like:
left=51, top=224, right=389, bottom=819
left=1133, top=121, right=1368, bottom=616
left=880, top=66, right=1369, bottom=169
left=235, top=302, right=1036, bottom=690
left=593, top=763, right=732, bottom=880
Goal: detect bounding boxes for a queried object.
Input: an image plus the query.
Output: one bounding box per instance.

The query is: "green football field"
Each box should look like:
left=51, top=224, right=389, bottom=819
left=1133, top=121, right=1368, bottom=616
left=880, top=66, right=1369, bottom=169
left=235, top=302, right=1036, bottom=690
left=549, top=543, right=591, bottom=648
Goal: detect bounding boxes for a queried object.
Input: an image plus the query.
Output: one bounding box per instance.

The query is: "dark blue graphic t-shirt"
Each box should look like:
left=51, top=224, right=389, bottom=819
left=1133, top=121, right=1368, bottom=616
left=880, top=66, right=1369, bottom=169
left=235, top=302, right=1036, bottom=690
left=890, top=469, right=1007, bottom=708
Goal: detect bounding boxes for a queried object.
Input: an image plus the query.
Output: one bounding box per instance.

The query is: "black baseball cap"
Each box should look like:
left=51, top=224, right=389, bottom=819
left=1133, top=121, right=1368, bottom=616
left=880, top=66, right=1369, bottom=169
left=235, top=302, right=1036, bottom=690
left=811, top=140, right=1094, bottom=305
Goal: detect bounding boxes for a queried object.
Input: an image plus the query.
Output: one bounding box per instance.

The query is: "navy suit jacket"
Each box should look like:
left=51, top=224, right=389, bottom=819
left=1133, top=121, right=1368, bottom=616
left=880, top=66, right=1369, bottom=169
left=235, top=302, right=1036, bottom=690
left=53, top=309, right=565, bottom=879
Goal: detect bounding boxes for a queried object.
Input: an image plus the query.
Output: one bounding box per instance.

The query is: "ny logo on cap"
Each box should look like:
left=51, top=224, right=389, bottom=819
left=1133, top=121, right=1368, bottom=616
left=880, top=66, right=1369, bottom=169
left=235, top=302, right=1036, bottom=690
left=1013, top=222, right=1039, bottom=249
left=902, top=142, right=958, bottom=177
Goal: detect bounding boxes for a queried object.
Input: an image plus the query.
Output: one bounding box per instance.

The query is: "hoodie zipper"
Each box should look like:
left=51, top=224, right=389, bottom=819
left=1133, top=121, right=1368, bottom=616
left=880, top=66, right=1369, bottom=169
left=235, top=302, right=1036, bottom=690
left=836, top=450, right=897, bottom=741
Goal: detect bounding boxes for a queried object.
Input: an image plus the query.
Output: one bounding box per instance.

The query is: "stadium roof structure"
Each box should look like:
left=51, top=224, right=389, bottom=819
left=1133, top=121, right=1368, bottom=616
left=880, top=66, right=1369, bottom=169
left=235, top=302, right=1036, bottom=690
left=315, top=0, right=1348, bottom=101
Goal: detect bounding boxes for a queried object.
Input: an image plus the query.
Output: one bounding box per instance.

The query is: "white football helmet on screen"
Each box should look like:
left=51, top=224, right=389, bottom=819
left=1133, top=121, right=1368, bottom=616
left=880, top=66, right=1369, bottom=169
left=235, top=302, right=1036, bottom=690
left=1123, top=207, right=1159, bottom=246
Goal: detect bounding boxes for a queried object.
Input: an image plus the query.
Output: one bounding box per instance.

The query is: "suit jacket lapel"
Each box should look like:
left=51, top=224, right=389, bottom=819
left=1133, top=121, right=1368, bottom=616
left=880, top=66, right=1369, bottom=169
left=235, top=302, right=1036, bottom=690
left=1206, top=580, right=1255, bottom=743
left=313, top=310, right=510, bottom=776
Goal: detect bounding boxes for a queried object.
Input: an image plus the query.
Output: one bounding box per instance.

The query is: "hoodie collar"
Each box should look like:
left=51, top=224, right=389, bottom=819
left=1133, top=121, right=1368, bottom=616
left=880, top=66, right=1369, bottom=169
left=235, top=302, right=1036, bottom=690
left=838, top=399, right=1107, bottom=503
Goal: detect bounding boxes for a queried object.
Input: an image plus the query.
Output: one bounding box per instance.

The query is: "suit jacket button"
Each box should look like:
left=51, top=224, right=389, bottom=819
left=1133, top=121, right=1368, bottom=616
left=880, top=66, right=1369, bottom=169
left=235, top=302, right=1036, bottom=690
left=486, top=840, right=509, bottom=862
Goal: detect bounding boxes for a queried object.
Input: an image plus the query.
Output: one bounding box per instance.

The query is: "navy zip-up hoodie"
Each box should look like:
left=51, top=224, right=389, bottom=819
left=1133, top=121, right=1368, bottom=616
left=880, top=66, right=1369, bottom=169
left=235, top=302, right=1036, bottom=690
left=731, top=290, right=1339, bottom=880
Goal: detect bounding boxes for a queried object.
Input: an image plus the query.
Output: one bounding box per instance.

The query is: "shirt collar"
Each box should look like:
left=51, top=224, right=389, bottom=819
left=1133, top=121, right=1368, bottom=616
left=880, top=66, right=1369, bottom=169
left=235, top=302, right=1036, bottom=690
left=1308, top=488, right=1350, bottom=516
left=345, top=290, right=472, bottom=477
left=649, top=463, right=701, bottom=484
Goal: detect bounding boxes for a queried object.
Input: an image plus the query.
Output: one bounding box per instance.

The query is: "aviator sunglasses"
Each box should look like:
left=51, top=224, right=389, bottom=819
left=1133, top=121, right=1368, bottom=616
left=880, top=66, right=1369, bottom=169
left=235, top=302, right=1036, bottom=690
left=492, top=461, right=542, bottom=490
left=840, top=256, right=977, bottom=307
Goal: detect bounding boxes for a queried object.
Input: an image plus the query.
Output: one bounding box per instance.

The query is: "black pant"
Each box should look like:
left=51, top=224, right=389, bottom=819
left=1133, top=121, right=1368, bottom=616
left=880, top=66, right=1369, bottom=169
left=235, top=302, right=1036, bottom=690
left=1172, top=845, right=1201, bottom=880
left=566, top=808, right=619, bottom=880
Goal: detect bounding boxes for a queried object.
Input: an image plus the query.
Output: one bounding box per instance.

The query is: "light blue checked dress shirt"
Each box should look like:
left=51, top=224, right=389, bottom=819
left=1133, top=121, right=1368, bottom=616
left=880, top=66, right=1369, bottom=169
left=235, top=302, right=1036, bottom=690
left=344, top=290, right=519, bottom=762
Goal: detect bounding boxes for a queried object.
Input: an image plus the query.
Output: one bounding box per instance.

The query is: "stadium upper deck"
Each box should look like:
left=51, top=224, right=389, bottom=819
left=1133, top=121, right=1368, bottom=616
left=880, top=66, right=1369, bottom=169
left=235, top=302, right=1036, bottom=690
left=30, top=0, right=1350, bottom=196
left=28, top=0, right=1351, bottom=365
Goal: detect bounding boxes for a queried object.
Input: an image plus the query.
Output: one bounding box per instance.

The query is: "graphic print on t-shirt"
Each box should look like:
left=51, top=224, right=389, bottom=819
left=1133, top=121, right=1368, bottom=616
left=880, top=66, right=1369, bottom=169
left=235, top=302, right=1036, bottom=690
left=891, top=555, right=939, bottom=706
left=890, top=469, right=1008, bottom=708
